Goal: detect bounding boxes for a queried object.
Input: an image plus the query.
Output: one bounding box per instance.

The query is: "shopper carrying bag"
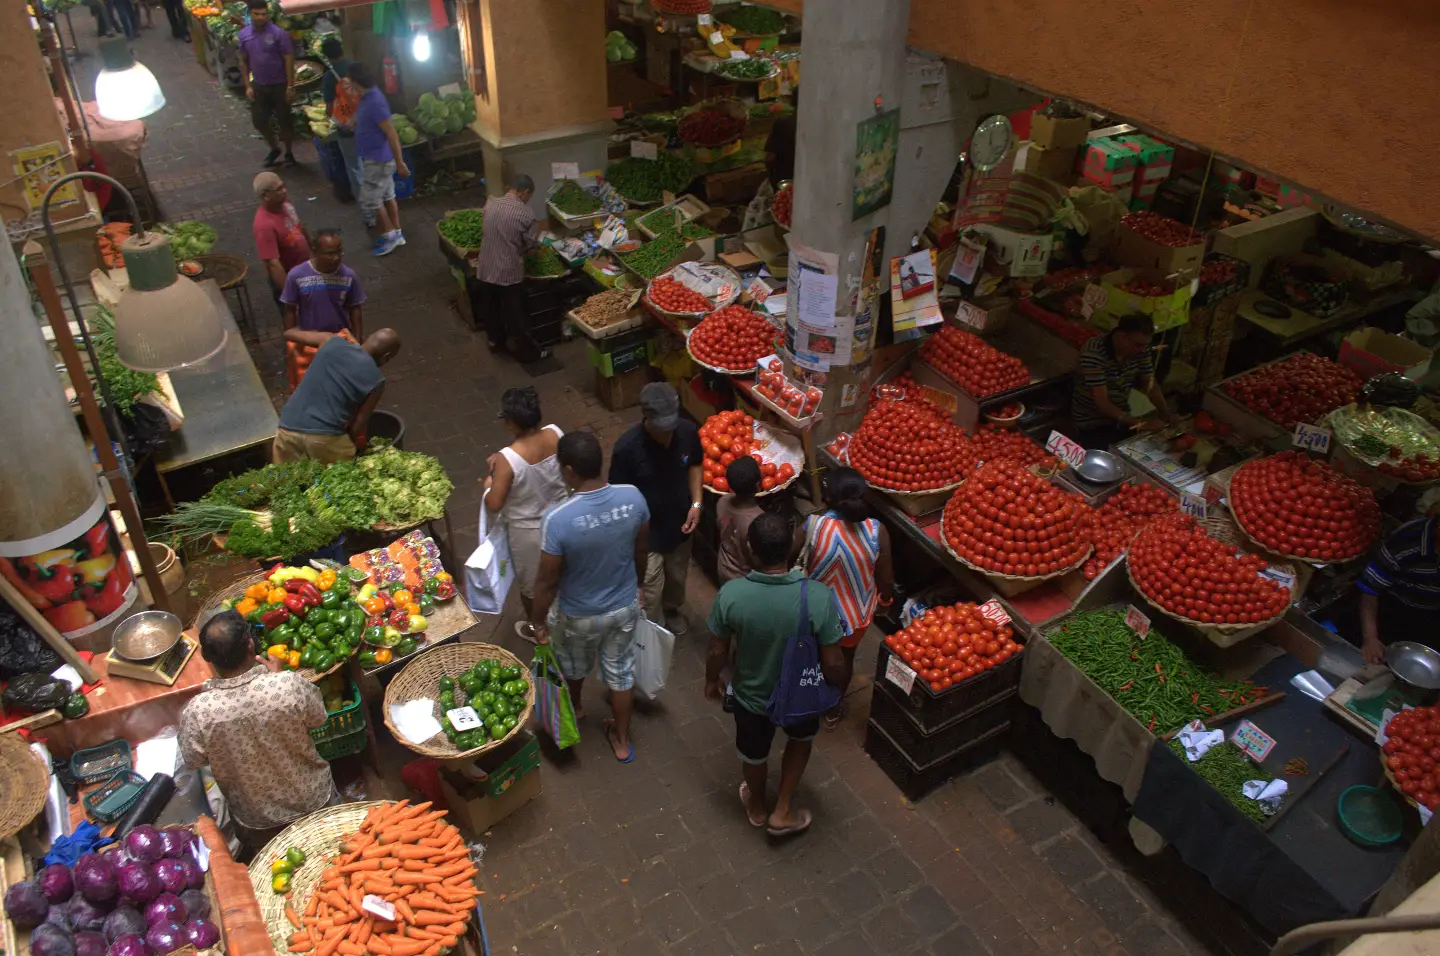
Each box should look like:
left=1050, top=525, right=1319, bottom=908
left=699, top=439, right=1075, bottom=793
left=766, top=578, right=842, bottom=724
left=632, top=617, right=676, bottom=701
left=531, top=644, right=580, bottom=749
left=464, top=507, right=515, bottom=615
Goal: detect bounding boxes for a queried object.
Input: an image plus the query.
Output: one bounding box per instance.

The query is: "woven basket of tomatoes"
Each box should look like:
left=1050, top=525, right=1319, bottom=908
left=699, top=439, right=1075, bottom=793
left=688, top=304, right=778, bottom=374
left=941, top=460, right=1092, bottom=581
left=699, top=410, right=800, bottom=495
left=919, top=323, right=1030, bottom=398
left=1219, top=352, right=1363, bottom=432
left=1381, top=705, right=1440, bottom=813
left=881, top=602, right=1022, bottom=695
left=848, top=398, right=977, bottom=495
left=1074, top=481, right=1175, bottom=581
left=1127, top=514, right=1292, bottom=632
left=1228, top=451, right=1381, bottom=564
left=969, top=424, right=1052, bottom=468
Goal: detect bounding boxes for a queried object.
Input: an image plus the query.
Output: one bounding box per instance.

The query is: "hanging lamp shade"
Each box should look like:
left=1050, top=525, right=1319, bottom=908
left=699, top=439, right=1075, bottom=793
left=95, top=38, right=166, bottom=121
left=114, top=233, right=226, bottom=371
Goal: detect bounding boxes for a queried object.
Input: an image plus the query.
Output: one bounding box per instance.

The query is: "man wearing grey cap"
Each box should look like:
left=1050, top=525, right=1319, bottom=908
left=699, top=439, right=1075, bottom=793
left=609, top=383, right=703, bottom=634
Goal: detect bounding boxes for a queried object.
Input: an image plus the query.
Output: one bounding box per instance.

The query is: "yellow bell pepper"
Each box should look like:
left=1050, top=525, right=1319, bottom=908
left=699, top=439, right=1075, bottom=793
left=405, top=614, right=428, bottom=634
left=287, top=650, right=302, bottom=670
left=271, top=873, right=291, bottom=894
left=269, top=566, right=319, bottom=585
left=75, top=555, right=117, bottom=585
left=435, top=571, right=452, bottom=584
left=267, top=644, right=289, bottom=661
left=373, top=648, right=393, bottom=665
left=317, top=569, right=337, bottom=591
left=268, top=587, right=287, bottom=605
left=245, top=582, right=272, bottom=601
left=357, top=583, right=378, bottom=604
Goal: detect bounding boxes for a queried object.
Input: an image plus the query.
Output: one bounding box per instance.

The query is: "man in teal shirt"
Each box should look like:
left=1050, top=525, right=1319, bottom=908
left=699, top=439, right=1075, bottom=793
left=705, top=513, right=844, bottom=838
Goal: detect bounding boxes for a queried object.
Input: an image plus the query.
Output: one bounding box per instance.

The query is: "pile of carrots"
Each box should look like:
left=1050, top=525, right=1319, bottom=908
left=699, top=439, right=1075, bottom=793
left=96, top=222, right=132, bottom=269
left=285, top=801, right=477, bottom=956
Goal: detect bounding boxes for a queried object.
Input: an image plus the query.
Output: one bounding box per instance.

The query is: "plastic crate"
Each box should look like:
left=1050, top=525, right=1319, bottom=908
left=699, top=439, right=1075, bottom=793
left=84, top=770, right=147, bottom=822
left=872, top=643, right=1024, bottom=732
left=392, top=146, right=416, bottom=200
left=310, top=678, right=367, bottom=761
left=70, top=739, right=132, bottom=784
left=868, top=678, right=1017, bottom=767
left=313, top=137, right=347, bottom=187
left=1194, top=253, right=1251, bottom=307
left=863, top=718, right=1009, bottom=801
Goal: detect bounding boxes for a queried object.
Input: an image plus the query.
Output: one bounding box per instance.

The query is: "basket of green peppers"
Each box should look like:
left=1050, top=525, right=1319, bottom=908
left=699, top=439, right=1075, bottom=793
left=382, top=643, right=533, bottom=758
left=251, top=578, right=364, bottom=680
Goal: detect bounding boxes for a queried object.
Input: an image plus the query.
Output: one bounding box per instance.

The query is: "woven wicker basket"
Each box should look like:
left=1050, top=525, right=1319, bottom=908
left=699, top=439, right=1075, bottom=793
left=1126, top=564, right=1287, bottom=636
left=193, top=568, right=353, bottom=683
left=0, top=733, right=49, bottom=838
left=382, top=643, right=534, bottom=759
left=939, top=510, right=1090, bottom=583
left=1227, top=500, right=1371, bottom=568
left=246, top=801, right=389, bottom=952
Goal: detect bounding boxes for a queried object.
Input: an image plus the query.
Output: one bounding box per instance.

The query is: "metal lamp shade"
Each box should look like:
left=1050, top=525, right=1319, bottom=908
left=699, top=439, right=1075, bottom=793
left=115, top=233, right=226, bottom=372
left=95, top=38, right=166, bottom=121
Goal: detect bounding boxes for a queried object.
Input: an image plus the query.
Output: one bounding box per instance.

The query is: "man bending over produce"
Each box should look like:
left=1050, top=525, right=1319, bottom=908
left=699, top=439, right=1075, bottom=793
left=475, top=174, right=548, bottom=362
left=274, top=328, right=400, bottom=463
left=180, top=610, right=338, bottom=856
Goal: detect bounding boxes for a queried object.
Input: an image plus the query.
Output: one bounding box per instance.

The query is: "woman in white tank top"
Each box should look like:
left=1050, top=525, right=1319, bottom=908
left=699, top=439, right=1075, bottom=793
left=482, top=388, right=566, bottom=613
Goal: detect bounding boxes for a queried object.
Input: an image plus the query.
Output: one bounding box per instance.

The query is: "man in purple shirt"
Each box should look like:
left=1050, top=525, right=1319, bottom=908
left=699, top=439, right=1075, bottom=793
left=237, top=0, right=296, bottom=168
left=281, top=230, right=364, bottom=338
left=345, top=62, right=410, bottom=257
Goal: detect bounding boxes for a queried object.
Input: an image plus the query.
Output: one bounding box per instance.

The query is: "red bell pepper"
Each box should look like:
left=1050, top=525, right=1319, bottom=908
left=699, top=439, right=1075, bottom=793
left=366, top=614, right=383, bottom=629
left=84, top=522, right=111, bottom=560
left=83, top=566, right=129, bottom=617
left=31, top=565, right=80, bottom=605
left=282, top=594, right=309, bottom=617
left=283, top=578, right=308, bottom=593
left=380, top=591, right=395, bottom=611
left=387, top=609, right=409, bottom=629
left=262, top=607, right=293, bottom=630
left=297, top=582, right=322, bottom=606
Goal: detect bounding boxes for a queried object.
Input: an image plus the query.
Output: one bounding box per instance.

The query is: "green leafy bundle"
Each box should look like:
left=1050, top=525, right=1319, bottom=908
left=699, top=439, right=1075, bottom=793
left=717, top=4, right=786, bottom=35
left=523, top=247, right=566, bottom=278
left=551, top=180, right=602, bottom=216
left=161, top=220, right=217, bottom=261
left=604, top=154, right=695, bottom=204
left=438, top=209, right=485, bottom=249
left=90, top=308, right=160, bottom=418
left=356, top=447, right=453, bottom=526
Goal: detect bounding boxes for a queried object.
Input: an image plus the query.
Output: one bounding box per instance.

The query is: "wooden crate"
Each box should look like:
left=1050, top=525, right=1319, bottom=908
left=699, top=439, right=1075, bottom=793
left=596, top=365, right=650, bottom=411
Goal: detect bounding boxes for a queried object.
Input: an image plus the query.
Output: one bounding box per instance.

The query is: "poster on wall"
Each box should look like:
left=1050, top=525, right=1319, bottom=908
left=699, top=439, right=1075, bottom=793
left=787, top=239, right=842, bottom=371
left=0, top=503, right=137, bottom=639
left=11, top=142, right=82, bottom=211
left=890, top=249, right=943, bottom=333
left=852, top=109, right=899, bottom=220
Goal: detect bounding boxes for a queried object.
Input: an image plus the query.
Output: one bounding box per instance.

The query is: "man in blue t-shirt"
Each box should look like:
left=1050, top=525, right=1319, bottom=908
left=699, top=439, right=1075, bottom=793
left=274, top=329, right=400, bottom=464
left=532, top=431, right=651, bottom=763
left=343, top=62, right=410, bottom=257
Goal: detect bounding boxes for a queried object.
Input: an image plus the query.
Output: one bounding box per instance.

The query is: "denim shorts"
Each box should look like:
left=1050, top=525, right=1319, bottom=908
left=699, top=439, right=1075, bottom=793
left=358, top=159, right=396, bottom=212
left=549, top=601, right=642, bottom=691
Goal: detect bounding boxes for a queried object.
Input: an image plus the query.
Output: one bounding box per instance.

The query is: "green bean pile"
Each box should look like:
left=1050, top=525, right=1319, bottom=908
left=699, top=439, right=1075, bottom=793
left=1166, top=738, right=1274, bottom=825
left=523, top=247, right=566, bottom=278
left=1048, top=609, right=1268, bottom=735
left=639, top=207, right=715, bottom=239
left=620, top=230, right=686, bottom=279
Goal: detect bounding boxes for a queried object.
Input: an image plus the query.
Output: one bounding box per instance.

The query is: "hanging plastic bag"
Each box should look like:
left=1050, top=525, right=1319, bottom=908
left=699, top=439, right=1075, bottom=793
left=633, top=617, right=675, bottom=701
left=531, top=645, right=580, bottom=750
left=464, top=508, right=515, bottom=615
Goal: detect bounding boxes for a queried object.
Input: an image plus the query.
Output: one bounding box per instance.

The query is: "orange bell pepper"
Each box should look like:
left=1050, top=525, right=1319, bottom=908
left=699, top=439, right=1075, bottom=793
left=373, top=648, right=393, bottom=665
left=392, top=589, right=413, bottom=607
left=268, top=588, right=288, bottom=605
left=287, top=650, right=302, bottom=670
left=246, top=582, right=272, bottom=601
left=362, top=597, right=386, bottom=615
left=317, top=569, right=338, bottom=592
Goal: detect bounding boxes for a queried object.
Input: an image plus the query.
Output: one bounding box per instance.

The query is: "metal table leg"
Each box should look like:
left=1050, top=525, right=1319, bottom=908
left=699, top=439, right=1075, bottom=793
left=230, top=283, right=255, bottom=340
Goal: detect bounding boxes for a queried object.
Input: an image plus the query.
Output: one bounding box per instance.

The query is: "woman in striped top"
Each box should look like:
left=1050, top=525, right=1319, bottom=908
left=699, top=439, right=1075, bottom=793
left=798, top=468, right=893, bottom=727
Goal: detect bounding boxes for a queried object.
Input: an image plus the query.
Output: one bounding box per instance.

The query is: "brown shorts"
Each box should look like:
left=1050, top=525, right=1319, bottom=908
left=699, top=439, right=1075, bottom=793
left=273, top=428, right=356, bottom=464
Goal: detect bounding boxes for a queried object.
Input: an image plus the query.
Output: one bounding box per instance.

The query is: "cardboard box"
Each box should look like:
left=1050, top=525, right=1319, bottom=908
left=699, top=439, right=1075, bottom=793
left=1116, top=134, right=1175, bottom=166
left=1113, top=222, right=1204, bottom=276
left=1094, top=268, right=1193, bottom=331
left=1211, top=206, right=1319, bottom=289
left=596, top=365, right=650, bottom=410
left=1339, top=327, right=1433, bottom=381
left=439, top=732, right=542, bottom=834
left=1082, top=140, right=1138, bottom=172
left=1079, top=164, right=1134, bottom=190
left=1021, top=143, right=1077, bottom=184
left=1030, top=113, right=1091, bottom=150
left=972, top=223, right=1052, bottom=277
left=1139, top=162, right=1173, bottom=184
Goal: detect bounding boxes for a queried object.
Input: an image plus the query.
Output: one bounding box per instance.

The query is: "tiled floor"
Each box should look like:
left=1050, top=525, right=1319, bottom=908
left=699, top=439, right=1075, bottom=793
left=66, top=24, right=1271, bottom=955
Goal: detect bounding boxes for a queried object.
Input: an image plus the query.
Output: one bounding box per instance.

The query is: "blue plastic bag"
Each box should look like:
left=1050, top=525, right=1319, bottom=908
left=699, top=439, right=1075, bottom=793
left=765, top=578, right=840, bottom=724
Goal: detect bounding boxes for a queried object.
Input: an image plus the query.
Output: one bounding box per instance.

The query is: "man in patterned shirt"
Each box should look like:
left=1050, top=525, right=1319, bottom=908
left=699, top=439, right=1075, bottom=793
left=1068, top=313, right=1178, bottom=448
left=474, top=174, right=548, bottom=362
left=180, top=611, right=337, bottom=854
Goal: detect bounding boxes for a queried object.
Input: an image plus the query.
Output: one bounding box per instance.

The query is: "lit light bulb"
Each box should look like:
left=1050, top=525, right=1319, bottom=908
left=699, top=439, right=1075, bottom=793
left=95, top=38, right=165, bottom=121
left=412, top=30, right=431, bottom=62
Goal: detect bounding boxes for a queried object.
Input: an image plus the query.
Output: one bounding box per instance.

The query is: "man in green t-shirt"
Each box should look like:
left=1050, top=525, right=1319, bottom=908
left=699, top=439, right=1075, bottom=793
left=705, top=513, right=844, bottom=838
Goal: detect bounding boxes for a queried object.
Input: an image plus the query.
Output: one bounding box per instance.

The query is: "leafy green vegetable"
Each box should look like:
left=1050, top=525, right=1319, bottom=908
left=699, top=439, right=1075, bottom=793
left=524, top=247, right=566, bottom=278
left=357, top=447, right=453, bottom=526
left=717, top=4, right=787, bottom=35
left=312, top=460, right=379, bottom=528
left=438, top=209, right=484, bottom=249
left=550, top=180, right=602, bottom=216
left=90, top=306, right=159, bottom=418
left=639, top=207, right=714, bottom=239
left=716, top=58, right=775, bottom=80
left=160, top=220, right=217, bottom=262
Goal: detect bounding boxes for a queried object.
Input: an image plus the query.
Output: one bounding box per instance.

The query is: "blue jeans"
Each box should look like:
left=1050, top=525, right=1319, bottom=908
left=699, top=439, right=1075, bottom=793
left=107, top=0, right=139, bottom=38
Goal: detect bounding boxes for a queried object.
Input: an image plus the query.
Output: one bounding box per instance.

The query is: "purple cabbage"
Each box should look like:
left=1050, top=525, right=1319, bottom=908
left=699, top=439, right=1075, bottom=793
left=153, top=860, right=187, bottom=896
left=157, top=829, right=193, bottom=860
left=3, top=880, right=49, bottom=927
left=177, top=890, right=209, bottom=924
left=74, top=932, right=107, bottom=956
left=145, top=920, right=184, bottom=955
left=102, top=906, right=147, bottom=944
left=106, top=934, right=147, bottom=956
left=39, top=864, right=75, bottom=905
left=144, top=894, right=186, bottom=928
left=30, top=924, right=76, bottom=956
left=178, top=860, right=204, bottom=891
left=183, top=919, right=220, bottom=950
left=45, top=907, right=74, bottom=933
left=116, top=863, right=160, bottom=906
left=123, top=828, right=164, bottom=865
left=74, top=854, right=119, bottom=904
left=65, top=896, right=111, bottom=933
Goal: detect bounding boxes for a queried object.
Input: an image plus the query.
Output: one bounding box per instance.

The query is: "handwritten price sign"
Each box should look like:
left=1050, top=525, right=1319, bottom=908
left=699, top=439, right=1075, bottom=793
left=446, top=706, right=482, bottom=730
left=1045, top=430, right=1087, bottom=468
left=978, top=599, right=1011, bottom=625
left=1124, top=605, right=1150, bottom=637
left=884, top=654, right=916, bottom=694
left=1179, top=492, right=1208, bottom=519
left=1231, top=720, right=1277, bottom=761
left=1292, top=422, right=1332, bottom=455
left=956, top=301, right=987, bottom=331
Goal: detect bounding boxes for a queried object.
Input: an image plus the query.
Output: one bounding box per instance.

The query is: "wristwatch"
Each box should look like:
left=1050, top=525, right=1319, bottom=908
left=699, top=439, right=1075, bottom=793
left=690, top=501, right=701, bottom=510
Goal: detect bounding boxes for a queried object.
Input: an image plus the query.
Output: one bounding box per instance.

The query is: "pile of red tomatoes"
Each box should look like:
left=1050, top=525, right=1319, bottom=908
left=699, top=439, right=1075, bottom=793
left=1074, top=481, right=1175, bottom=579
left=969, top=424, right=1052, bottom=468
left=1229, top=452, right=1380, bottom=562
left=919, top=324, right=1030, bottom=397
left=647, top=275, right=713, bottom=314
left=1221, top=353, right=1362, bottom=430
left=1382, top=705, right=1440, bottom=811
left=1128, top=515, right=1291, bottom=626
left=943, top=460, right=1090, bottom=577
left=1121, top=210, right=1201, bottom=248
left=882, top=603, right=1021, bottom=693
left=1118, top=278, right=1170, bottom=298
left=849, top=400, right=976, bottom=492
left=699, top=410, right=795, bottom=493
left=688, top=305, right=775, bottom=371
left=755, top=359, right=820, bottom=419
left=772, top=182, right=792, bottom=227
left=1376, top=449, right=1440, bottom=484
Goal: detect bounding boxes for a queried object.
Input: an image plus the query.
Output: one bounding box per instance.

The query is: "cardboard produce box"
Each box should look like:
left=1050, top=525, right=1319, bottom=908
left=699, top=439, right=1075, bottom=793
left=1031, top=113, right=1091, bottom=150
left=1339, top=327, right=1433, bottom=381
left=1092, top=268, right=1193, bottom=331
left=1021, top=143, right=1077, bottom=185
left=439, top=731, right=542, bottom=833
left=972, top=223, right=1052, bottom=278
left=1113, top=222, right=1204, bottom=276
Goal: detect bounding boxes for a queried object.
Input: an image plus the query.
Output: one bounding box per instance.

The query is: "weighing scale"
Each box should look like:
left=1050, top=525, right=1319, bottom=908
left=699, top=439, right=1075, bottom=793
left=104, top=638, right=197, bottom=686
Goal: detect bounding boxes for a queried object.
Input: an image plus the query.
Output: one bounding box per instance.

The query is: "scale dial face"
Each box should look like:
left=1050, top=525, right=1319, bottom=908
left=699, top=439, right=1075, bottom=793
left=970, top=115, right=1014, bottom=172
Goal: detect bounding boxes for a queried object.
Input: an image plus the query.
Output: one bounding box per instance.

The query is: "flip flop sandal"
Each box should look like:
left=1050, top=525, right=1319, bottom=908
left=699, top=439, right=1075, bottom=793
left=738, top=782, right=766, bottom=828
left=766, top=808, right=813, bottom=838
left=823, top=698, right=849, bottom=730
left=603, top=718, right=635, bottom=763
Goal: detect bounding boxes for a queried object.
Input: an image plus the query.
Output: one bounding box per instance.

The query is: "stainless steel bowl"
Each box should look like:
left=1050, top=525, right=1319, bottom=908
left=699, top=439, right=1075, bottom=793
left=1073, top=449, right=1126, bottom=484
left=1388, top=642, right=1440, bottom=690
left=112, top=610, right=184, bottom=662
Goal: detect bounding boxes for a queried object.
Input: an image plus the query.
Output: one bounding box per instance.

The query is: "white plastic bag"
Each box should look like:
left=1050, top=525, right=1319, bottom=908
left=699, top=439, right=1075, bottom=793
left=464, top=508, right=515, bottom=615
left=632, top=617, right=675, bottom=701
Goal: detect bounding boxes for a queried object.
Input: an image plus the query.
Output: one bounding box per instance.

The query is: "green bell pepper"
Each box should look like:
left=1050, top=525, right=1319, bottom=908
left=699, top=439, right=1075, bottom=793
left=345, top=625, right=362, bottom=644
left=298, top=622, right=315, bottom=640
left=63, top=692, right=89, bottom=719
left=314, top=621, right=337, bottom=641
left=313, top=651, right=335, bottom=672
left=320, top=589, right=342, bottom=610
left=346, top=606, right=366, bottom=629
left=439, top=690, right=456, bottom=710
left=358, top=650, right=377, bottom=668
left=364, top=625, right=384, bottom=645
left=459, top=673, right=482, bottom=694
left=299, top=645, right=319, bottom=668
left=423, top=577, right=441, bottom=594
left=395, top=637, right=418, bottom=658
left=417, top=593, right=435, bottom=614
left=437, top=675, right=455, bottom=693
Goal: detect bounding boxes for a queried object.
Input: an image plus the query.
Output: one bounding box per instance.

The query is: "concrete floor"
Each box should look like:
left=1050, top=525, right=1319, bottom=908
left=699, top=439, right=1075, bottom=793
left=60, top=20, right=1273, bottom=956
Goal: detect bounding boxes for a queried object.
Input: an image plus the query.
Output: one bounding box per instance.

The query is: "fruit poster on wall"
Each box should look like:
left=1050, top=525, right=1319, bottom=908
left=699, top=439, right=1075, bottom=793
left=852, top=109, right=899, bottom=220
left=0, top=510, right=136, bottom=638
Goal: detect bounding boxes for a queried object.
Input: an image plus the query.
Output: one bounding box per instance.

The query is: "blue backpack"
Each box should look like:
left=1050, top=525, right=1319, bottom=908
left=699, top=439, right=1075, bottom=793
left=765, top=578, right=841, bottom=724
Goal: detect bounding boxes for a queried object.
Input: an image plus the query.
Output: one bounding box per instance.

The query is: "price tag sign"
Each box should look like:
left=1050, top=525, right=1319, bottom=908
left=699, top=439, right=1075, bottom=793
left=746, top=279, right=770, bottom=304
left=446, top=706, right=482, bottom=731
left=1260, top=566, right=1297, bottom=591
left=630, top=140, right=658, bottom=161
left=708, top=31, right=724, bottom=45
left=697, top=12, right=712, bottom=24
left=955, top=301, right=987, bottom=331
left=884, top=654, right=916, bottom=694
left=550, top=162, right=580, bottom=181
left=1179, top=492, right=1208, bottom=519
left=729, top=49, right=749, bottom=60
left=1231, top=720, right=1277, bottom=761
left=1045, top=430, right=1087, bottom=468
left=1080, top=283, right=1109, bottom=318
left=978, top=599, right=1010, bottom=625
left=362, top=896, right=396, bottom=922
left=1124, top=605, right=1151, bottom=637
left=947, top=235, right=986, bottom=286
left=1292, top=422, right=1332, bottom=455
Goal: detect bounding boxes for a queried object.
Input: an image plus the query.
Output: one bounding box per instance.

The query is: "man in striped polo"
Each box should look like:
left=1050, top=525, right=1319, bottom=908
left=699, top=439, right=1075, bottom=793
left=474, top=175, right=548, bottom=362
left=1069, top=312, right=1178, bottom=447
left=1358, top=515, right=1440, bottom=664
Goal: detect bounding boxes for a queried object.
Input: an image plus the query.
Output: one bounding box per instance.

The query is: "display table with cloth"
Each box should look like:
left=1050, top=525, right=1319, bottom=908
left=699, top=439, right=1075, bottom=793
left=1132, top=653, right=1410, bottom=935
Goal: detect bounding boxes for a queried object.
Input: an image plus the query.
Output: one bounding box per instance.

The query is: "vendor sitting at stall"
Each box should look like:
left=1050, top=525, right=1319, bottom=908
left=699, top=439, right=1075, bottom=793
left=274, top=328, right=400, bottom=464
left=1069, top=313, right=1179, bottom=448
left=1358, top=514, right=1440, bottom=664
left=180, top=610, right=338, bottom=856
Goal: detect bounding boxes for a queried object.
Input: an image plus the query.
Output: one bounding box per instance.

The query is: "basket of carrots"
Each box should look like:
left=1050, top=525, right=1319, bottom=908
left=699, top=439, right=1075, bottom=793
left=247, top=800, right=478, bottom=956
left=96, top=221, right=133, bottom=270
